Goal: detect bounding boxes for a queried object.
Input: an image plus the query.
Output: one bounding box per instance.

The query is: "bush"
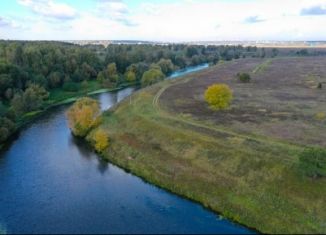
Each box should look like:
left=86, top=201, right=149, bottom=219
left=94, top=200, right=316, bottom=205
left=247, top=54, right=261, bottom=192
left=299, top=147, right=326, bottom=178
left=237, top=73, right=251, bottom=83
left=315, top=112, right=326, bottom=121
left=66, top=97, right=101, bottom=137
left=92, top=128, right=109, bottom=153
left=318, top=83, right=322, bottom=89
left=204, top=84, right=233, bottom=111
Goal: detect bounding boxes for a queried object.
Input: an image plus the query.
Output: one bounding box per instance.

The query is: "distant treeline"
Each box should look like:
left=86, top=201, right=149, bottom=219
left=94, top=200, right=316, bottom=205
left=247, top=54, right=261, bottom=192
left=0, top=40, right=325, bottom=144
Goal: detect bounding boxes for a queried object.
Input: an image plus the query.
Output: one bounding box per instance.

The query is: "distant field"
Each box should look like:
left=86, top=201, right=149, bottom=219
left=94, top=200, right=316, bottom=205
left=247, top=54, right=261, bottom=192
left=161, top=57, right=326, bottom=147
left=89, top=57, right=326, bottom=234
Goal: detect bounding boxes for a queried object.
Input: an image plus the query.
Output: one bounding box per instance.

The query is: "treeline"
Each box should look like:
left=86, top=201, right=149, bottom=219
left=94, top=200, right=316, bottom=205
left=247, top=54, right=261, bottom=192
left=0, top=40, right=321, bottom=144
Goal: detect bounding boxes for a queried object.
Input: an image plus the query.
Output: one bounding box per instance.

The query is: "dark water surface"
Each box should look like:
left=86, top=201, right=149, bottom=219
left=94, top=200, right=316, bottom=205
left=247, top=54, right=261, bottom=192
left=0, top=66, right=253, bottom=234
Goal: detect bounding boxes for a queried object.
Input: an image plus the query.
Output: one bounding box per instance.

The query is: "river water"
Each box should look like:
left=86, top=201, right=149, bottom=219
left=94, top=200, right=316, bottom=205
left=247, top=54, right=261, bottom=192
left=0, top=65, right=253, bottom=234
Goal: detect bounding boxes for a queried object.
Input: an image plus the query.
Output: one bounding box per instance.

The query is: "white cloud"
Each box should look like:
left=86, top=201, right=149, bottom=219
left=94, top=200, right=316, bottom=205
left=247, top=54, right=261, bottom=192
left=18, top=0, right=77, bottom=20
left=4, top=0, right=326, bottom=41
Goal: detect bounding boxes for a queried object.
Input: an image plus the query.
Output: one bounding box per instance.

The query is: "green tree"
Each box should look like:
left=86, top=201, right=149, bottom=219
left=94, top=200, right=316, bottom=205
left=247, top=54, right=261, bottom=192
left=48, top=71, right=63, bottom=88
left=106, top=63, right=118, bottom=82
left=11, top=84, right=49, bottom=116
left=125, top=70, right=136, bottom=83
left=157, top=59, right=174, bottom=75
left=0, top=117, right=15, bottom=142
left=204, top=84, right=233, bottom=111
left=11, top=93, right=24, bottom=116
left=141, top=68, right=165, bottom=87
left=97, top=71, right=106, bottom=83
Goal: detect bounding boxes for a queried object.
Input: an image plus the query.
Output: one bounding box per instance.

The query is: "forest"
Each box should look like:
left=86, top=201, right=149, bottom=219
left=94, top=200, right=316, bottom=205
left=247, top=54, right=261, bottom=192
left=0, top=40, right=322, bottom=145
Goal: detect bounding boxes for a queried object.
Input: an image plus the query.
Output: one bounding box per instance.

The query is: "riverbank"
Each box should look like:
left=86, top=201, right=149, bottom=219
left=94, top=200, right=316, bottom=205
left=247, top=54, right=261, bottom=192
left=0, top=81, right=138, bottom=150
left=86, top=58, right=326, bottom=234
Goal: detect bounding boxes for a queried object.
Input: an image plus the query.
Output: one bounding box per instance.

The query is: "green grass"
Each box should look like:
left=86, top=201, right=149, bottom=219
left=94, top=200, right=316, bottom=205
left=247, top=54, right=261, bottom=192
left=252, top=59, right=273, bottom=74
left=87, top=74, right=326, bottom=234
left=47, top=80, right=102, bottom=104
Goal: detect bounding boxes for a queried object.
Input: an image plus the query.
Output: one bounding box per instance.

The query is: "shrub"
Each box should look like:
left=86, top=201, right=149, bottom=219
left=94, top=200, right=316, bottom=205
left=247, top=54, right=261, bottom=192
left=299, top=147, right=326, bottom=178
left=318, top=83, right=322, bottom=89
left=237, top=73, right=251, bottom=83
left=315, top=112, right=326, bottom=121
left=204, top=84, right=233, bottom=111
left=92, top=128, right=109, bottom=153
left=66, top=97, right=101, bottom=137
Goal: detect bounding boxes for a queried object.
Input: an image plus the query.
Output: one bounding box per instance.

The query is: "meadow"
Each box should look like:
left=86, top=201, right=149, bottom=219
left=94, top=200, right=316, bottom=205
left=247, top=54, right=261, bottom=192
left=88, top=57, right=326, bottom=233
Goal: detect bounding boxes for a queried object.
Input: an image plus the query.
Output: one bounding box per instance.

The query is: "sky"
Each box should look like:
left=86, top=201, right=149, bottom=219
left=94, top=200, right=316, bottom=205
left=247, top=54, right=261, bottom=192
left=0, top=0, right=326, bottom=41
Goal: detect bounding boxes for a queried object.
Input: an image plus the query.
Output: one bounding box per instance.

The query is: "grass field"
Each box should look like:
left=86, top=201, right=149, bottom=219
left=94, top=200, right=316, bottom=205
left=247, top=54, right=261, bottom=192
left=88, top=57, right=326, bottom=234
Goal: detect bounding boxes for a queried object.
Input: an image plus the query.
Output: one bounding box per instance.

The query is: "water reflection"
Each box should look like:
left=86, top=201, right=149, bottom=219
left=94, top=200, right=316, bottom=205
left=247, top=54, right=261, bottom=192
left=97, top=87, right=135, bottom=111
left=97, top=159, right=109, bottom=175
left=69, top=135, right=94, bottom=160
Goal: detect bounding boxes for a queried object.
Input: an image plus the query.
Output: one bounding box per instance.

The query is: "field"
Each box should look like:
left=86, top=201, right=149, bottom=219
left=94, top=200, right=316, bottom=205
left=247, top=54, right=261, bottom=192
left=88, top=57, right=326, bottom=233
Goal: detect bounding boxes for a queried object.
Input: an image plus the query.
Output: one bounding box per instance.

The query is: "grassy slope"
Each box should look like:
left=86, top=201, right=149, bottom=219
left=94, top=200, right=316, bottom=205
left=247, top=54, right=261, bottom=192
left=88, top=63, right=326, bottom=234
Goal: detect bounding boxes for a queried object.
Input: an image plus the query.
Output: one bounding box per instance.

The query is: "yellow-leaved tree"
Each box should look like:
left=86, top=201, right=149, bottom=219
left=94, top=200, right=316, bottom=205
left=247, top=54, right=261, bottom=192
left=204, top=84, right=233, bottom=111
left=92, top=128, right=109, bottom=153
left=66, top=97, right=101, bottom=137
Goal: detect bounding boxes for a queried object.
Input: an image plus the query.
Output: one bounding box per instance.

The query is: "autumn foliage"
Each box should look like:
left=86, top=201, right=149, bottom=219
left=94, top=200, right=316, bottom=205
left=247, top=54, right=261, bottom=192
left=204, top=84, right=233, bottom=111
left=92, top=128, right=109, bottom=153
left=66, top=97, right=101, bottom=137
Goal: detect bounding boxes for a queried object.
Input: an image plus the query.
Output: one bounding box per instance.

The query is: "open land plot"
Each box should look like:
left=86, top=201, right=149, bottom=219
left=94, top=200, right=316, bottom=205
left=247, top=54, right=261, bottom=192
left=161, top=57, right=326, bottom=147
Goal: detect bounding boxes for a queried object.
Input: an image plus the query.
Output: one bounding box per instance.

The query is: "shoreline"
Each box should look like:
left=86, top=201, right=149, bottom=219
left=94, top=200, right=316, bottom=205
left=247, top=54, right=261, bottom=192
left=92, top=145, right=259, bottom=234
left=0, top=82, right=139, bottom=150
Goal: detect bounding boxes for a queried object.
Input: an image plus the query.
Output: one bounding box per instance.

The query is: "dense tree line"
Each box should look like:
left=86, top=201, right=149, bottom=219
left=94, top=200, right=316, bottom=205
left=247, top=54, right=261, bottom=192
left=1, top=40, right=323, bottom=144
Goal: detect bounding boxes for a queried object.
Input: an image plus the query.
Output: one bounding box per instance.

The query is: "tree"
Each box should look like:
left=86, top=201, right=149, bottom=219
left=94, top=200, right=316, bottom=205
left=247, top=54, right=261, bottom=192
left=106, top=63, right=118, bottom=82
left=272, top=48, right=279, bottom=57
left=0, top=117, right=15, bottom=142
left=125, top=71, right=136, bottom=83
left=141, top=68, right=165, bottom=87
left=11, top=93, right=25, bottom=116
left=48, top=71, right=63, bottom=88
left=97, top=71, right=106, bottom=83
left=91, top=128, right=109, bottom=153
left=299, top=148, right=326, bottom=178
left=66, top=97, right=101, bottom=137
left=157, top=59, right=174, bottom=75
left=204, top=84, right=233, bottom=111
left=11, top=84, right=49, bottom=116
left=237, top=73, right=251, bottom=83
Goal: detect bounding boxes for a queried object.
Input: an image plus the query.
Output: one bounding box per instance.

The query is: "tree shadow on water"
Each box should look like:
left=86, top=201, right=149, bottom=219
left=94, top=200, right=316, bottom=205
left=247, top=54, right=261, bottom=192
left=69, top=135, right=94, bottom=160
left=97, top=159, right=109, bottom=175
left=69, top=134, right=109, bottom=174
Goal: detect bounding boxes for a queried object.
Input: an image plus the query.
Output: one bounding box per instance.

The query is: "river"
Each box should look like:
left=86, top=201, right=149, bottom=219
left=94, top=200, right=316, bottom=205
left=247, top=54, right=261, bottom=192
left=0, top=64, right=253, bottom=234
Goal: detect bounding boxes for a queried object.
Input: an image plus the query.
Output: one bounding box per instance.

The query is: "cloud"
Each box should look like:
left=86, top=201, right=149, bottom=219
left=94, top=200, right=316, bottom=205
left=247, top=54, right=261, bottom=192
left=0, top=16, right=21, bottom=28
left=244, top=15, right=266, bottom=24
left=301, top=5, right=326, bottom=15
left=18, top=0, right=77, bottom=20
left=95, top=0, right=137, bottom=27
left=3, top=0, right=326, bottom=41
left=0, top=17, right=11, bottom=27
